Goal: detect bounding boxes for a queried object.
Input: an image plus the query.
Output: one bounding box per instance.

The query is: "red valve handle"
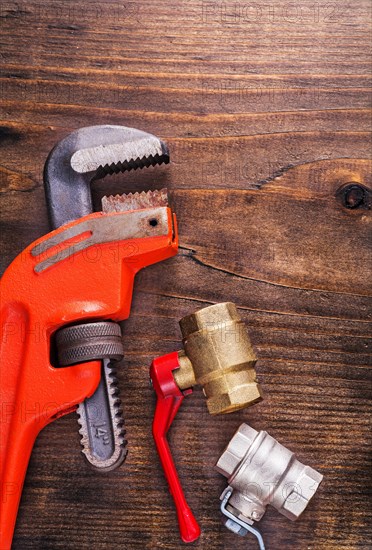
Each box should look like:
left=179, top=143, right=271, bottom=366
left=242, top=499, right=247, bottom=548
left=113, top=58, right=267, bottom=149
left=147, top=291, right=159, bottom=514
left=150, top=352, right=201, bottom=543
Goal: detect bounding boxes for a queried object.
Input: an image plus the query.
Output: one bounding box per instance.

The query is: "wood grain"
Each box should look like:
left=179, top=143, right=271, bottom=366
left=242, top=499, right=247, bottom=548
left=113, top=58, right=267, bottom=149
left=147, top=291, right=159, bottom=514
left=0, top=1, right=371, bottom=549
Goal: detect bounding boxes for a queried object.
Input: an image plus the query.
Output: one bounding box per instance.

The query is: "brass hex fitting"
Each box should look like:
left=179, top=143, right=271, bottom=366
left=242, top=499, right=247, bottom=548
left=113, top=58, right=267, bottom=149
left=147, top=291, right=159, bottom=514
left=216, top=424, right=323, bottom=525
left=173, top=303, right=262, bottom=415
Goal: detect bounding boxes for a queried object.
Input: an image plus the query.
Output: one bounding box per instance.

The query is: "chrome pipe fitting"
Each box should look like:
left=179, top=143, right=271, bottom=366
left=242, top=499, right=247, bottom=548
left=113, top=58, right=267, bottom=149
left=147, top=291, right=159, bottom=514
left=216, top=424, right=323, bottom=546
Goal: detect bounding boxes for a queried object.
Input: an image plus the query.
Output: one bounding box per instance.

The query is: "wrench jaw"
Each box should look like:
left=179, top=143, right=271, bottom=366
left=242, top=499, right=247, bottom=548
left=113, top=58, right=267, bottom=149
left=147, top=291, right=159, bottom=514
left=74, top=140, right=169, bottom=179
left=70, top=126, right=169, bottom=176
left=102, top=188, right=169, bottom=213
left=44, top=125, right=170, bottom=229
left=94, top=151, right=169, bottom=179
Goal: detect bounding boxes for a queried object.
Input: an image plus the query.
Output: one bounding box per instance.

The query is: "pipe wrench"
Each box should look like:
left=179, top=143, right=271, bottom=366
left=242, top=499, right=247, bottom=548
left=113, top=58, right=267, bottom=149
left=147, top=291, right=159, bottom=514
left=0, top=125, right=178, bottom=548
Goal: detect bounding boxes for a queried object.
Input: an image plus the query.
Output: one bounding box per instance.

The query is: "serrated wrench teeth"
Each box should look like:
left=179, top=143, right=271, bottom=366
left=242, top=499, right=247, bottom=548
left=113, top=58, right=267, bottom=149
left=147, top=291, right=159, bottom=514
left=71, top=136, right=169, bottom=176
left=102, top=188, right=169, bottom=213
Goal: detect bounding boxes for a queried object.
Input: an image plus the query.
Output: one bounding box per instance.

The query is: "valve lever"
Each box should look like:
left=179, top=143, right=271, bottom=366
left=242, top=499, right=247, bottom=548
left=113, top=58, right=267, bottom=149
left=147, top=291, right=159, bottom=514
left=150, top=353, right=200, bottom=543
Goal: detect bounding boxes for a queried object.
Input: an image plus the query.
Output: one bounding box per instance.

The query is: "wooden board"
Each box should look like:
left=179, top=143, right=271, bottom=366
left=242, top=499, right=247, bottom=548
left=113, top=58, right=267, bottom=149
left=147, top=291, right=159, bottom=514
left=0, top=1, right=371, bottom=548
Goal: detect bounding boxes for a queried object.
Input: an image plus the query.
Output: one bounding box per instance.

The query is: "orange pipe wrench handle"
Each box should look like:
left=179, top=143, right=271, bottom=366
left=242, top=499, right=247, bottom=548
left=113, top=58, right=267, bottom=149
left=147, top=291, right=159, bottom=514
left=0, top=206, right=178, bottom=549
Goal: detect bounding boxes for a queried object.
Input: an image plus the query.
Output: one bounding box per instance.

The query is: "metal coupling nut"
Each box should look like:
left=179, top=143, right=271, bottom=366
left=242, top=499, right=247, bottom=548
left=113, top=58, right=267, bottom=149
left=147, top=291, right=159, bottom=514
left=216, top=423, right=323, bottom=523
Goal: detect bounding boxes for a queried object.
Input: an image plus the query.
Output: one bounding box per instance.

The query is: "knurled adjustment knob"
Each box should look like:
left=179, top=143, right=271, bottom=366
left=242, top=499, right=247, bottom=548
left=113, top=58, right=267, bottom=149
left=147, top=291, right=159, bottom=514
left=55, top=321, right=124, bottom=366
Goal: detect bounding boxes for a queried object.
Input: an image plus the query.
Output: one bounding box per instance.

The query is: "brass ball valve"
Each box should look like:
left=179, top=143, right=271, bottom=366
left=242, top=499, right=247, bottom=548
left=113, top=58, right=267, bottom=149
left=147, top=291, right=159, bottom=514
left=174, top=301, right=262, bottom=414
left=150, top=302, right=262, bottom=542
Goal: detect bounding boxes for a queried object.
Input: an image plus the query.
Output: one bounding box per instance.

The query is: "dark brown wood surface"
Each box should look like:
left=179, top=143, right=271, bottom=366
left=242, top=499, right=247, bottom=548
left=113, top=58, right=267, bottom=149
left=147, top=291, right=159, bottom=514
left=1, top=1, right=371, bottom=548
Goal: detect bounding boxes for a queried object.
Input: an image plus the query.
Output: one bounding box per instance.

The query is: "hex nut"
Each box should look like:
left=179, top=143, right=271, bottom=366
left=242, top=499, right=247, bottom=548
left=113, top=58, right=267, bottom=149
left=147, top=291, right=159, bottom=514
left=216, top=424, right=258, bottom=477
left=179, top=302, right=240, bottom=337
left=207, top=383, right=262, bottom=415
left=280, top=466, right=324, bottom=521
